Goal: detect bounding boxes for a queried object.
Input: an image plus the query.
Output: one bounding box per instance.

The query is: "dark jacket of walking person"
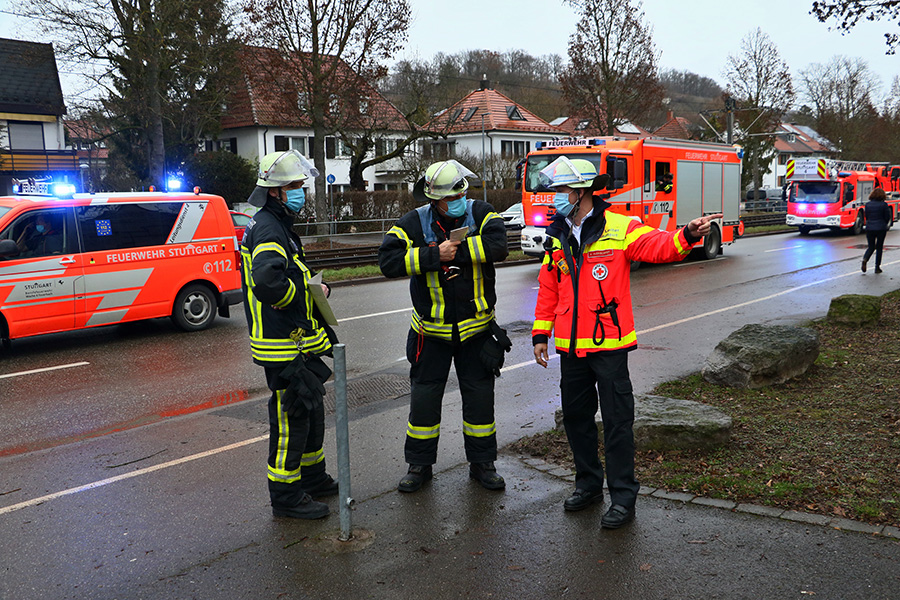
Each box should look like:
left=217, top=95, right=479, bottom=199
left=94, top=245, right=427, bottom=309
left=240, top=150, right=339, bottom=520
left=531, top=156, right=722, bottom=529
left=862, top=187, right=893, bottom=274
left=378, top=159, right=511, bottom=494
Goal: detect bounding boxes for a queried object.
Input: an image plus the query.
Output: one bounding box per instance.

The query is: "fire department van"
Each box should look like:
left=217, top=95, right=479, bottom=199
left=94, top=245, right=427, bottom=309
left=0, top=186, right=242, bottom=347
left=518, top=137, right=743, bottom=260
left=785, top=158, right=894, bottom=235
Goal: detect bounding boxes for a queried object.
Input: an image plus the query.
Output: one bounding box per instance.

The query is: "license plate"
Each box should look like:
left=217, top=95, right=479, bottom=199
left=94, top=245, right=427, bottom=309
left=803, top=219, right=817, bottom=224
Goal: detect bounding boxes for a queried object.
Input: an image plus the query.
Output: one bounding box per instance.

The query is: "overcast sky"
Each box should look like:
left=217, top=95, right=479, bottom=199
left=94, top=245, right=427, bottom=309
left=1, top=0, right=897, bottom=103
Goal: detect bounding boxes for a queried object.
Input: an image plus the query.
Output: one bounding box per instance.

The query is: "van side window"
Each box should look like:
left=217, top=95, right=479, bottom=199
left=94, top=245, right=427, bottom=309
left=77, top=202, right=183, bottom=252
left=1, top=208, right=73, bottom=258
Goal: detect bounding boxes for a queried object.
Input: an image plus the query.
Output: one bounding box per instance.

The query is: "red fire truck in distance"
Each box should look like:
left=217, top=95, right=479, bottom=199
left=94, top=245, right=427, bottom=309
left=785, top=158, right=898, bottom=235
left=517, top=137, right=743, bottom=260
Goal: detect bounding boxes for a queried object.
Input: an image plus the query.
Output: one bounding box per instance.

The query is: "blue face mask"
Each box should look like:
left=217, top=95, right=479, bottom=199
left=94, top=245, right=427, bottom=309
left=553, top=192, right=575, bottom=218
left=444, top=196, right=467, bottom=218
left=35, top=224, right=46, bottom=233
left=284, top=187, right=305, bottom=213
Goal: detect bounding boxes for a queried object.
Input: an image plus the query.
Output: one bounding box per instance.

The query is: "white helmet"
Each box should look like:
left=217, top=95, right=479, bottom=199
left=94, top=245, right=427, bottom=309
left=256, top=150, right=319, bottom=188
left=413, top=159, right=477, bottom=203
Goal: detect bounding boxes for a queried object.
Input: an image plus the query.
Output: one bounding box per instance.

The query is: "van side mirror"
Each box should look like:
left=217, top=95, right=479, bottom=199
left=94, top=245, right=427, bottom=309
left=0, top=239, right=20, bottom=258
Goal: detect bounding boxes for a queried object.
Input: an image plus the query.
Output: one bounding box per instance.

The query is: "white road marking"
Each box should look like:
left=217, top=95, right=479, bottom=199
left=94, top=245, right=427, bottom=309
left=0, top=435, right=268, bottom=515
left=341, top=307, right=410, bottom=321
left=5, top=259, right=896, bottom=514
left=0, top=361, right=90, bottom=380
left=765, top=245, right=802, bottom=253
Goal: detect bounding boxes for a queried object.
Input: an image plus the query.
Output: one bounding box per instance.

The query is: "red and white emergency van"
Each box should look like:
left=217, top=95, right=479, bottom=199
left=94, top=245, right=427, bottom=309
left=785, top=158, right=897, bottom=235
left=518, top=137, right=743, bottom=259
left=0, top=186, right=242, bottom=347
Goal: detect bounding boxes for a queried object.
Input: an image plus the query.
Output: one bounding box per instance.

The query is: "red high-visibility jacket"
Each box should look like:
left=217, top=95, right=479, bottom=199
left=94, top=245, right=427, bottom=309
left=532, top=210, right=697, bottom=357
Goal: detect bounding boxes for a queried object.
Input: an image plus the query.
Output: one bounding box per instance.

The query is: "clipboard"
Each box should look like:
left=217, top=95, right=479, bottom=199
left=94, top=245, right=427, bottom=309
left=449, top=226, right=469, bottom=242
left=308, top=272, right=338, bottom=326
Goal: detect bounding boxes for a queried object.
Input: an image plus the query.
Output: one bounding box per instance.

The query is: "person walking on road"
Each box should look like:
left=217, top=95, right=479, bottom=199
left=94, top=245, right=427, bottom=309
left=379, top=159, right=511, bottom=493
left=862, top=187, right=892, bottom=274
left=241, top=150, right=339, bottom=519
left=531, top=156, right=722, bottom=529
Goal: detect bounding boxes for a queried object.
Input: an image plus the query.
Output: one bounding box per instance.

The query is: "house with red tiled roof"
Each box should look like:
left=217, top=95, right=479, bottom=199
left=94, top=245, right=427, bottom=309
left=652, top=110, right=695, bottom=140
left=218, top=46, right=414, bottom=192
left=549, top=116, right=649, bottom=140
left=768, top=122, right=836, bottom=188
left=422, top=79, right=564, bottom=164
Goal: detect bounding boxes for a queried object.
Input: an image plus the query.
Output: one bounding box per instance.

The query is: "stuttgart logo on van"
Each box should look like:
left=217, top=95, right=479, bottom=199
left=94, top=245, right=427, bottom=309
left=24, top=282, right=54, bottom=291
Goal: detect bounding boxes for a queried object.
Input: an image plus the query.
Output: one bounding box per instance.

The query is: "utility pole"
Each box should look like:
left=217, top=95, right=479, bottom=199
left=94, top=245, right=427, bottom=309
left=725, top=96, right=737, bottom=145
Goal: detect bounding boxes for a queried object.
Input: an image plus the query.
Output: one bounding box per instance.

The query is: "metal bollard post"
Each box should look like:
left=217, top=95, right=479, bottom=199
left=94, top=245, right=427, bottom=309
left=333, top=343, right=353, bottom=541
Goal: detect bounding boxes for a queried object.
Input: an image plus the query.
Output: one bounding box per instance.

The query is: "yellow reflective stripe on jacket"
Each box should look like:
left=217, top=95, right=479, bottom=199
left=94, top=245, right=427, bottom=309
left=554, top=329, right=638, bottom=353
left=407, top=422, right=440, bottom=440
left=300, top=448, right=325, bottom=467
left=467, top=234, right=486, bottom=264
left=533, top=319, right=554, bottom=335
left=425, top=271, right=444, bottom=320
left=273, top=279, right=296, bottom=308
left=412, top=309, right=493, bottom=341
left=296, top=328, right=332, bottom=355
left=672, top=229, right=690, bottom=255
left=471, top=261, right=488, bottom=312
left=387, top=225, right=426, bottom=276
left=458, top=311, right=493, bottom=340
left=250, top=337, right=299, bottom=362
left=463, top=421, right=496, bottom=438
left=252, top=241, right=287, bottom=260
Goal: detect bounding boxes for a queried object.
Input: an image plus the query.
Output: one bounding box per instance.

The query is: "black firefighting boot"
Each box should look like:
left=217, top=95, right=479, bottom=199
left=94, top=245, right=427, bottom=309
left=272, top=493, right=329, bottom=519
left=469, top=462, right=506, bottom=490
left=398, top=464, right=432, bottom=493
left=303, top=473, right=339, bottom=498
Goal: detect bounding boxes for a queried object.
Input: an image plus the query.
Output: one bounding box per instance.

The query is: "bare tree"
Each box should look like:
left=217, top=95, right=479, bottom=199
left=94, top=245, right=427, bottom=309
left=25, top=0, right=236, bottom=188
left=811, top=1, right=900, bottom=54
left=559, top=0, right=665, bottom=136
left=799, top=55, right=882, bottom=158
left=239, top=0, right=411, bottom=232
left=724, top=28, right=795, bottom=191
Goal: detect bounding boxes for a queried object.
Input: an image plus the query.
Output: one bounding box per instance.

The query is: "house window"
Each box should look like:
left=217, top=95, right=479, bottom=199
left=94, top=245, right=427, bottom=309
left=297, top=91, right=309, bottom=111
left=778, top=154, right=789, bottom=165
left=462, top=107, right=478, bottom=122
left=576, top=120, right=590, bottom=131
left=359, top=98, right=369, bottom=115
left=500, top=140, right=530, bottom=158
left=8, top=122, right=45, bottom=150
left=290, top=137, right=306, bottom=154
left=374, top=183, right=403, bottom=191
left=375, top=138, right=402, bottom=156
left=449, top=108, right=463, bottom=123
left=506, top=106, right=525, bottom=120
left=425, top=140, right=455, bottom=160
left=328, top=95, right=339, bottom=115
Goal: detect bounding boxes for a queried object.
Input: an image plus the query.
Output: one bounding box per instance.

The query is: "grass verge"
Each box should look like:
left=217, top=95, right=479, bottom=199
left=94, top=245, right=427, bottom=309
left=511, top=290, right=900, bottom=527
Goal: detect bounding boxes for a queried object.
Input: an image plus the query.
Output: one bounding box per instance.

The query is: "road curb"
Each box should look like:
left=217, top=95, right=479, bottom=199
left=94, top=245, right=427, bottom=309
left=516, top=454, right=899, bottom=538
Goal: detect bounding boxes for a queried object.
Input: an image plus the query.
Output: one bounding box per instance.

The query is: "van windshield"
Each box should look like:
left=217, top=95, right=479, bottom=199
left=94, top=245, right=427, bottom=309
left=792, top=182, right=839, bottom=204
left=524, top=154, right=604, bottom=192
left=0, top=207, right=10, bottom=221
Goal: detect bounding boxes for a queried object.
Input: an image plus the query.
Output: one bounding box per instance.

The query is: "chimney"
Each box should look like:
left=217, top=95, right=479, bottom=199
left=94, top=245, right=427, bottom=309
left=480, top=74, right=491, bottom=90
left=666, top=110, right=674, bottom=122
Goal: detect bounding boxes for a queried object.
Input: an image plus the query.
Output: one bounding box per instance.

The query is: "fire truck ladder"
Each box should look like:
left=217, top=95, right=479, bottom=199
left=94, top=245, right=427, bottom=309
left=827, top=160, right=889, bottom=172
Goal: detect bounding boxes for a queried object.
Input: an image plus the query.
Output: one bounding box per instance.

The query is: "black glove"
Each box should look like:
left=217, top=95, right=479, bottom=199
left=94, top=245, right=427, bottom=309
left=279, top=354, right=330, bottom=416
left=480, top=321, right=513, bottom=378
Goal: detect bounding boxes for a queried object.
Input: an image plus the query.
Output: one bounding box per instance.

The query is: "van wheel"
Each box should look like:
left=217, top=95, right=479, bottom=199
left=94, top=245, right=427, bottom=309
left=798, top=226, right=811, bottom=235
left=851, top=212, right=864, bottom=235
left=702, top=224, right=721, bottom=260
left=172, top=284, right=216, bottom=331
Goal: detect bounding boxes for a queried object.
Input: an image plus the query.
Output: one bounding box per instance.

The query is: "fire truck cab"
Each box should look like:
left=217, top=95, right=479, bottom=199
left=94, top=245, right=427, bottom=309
left=785, top=158, right=894, bottom=235
left=518, top=137, right=743, bottom=260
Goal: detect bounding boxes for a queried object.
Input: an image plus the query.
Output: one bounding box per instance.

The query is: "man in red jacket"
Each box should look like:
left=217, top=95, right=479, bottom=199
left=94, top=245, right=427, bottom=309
left=532, top=157, right=721, bottom=528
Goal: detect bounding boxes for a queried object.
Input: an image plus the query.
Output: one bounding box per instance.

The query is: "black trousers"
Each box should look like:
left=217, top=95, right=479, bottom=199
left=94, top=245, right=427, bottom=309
left=264, top=366, right=327, bottom=507
left=863, top=230, right=887, bottom=267
left=559, top=350, right=639, bottom=508
left=404, top=329, right=497, bottom=465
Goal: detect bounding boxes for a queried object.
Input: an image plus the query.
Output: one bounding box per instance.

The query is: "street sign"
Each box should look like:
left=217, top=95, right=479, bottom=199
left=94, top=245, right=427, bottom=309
left=326, top=174, right=335, bottom=184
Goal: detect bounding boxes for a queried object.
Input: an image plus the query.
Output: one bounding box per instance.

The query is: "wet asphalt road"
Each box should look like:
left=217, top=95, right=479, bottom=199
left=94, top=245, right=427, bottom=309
left=1, top=229, right=899, bottom=598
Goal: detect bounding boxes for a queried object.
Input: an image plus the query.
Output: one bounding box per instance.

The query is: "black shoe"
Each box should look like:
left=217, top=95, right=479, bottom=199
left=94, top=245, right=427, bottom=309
left=601, top=504, right=635, bottom=529
left=469, top=462, right=506, bottom=490
left=272, top=493, right=330, bottom=519
left=875, top=266, right=883, bottom=274
left=563, top=488, right=604, bottom=511
left=398, top=464, right=432, bottom=493
left=862, top=260, right=867, bottom=273
left=303, top=473, right=339, bottom=498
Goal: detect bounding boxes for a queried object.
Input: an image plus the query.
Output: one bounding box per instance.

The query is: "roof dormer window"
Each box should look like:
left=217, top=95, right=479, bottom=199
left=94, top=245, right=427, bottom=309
left=576, top=119, right=590, bottom=130
left=506, top=106, right=525, bottom=120
left=462, top=107, right=478, bottom=122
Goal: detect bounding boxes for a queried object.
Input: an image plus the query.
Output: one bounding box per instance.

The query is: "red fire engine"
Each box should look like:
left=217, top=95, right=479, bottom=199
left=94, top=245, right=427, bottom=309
left=517, top=137, right=743, bottom=259
left=785, top=158, right=898, bottom=235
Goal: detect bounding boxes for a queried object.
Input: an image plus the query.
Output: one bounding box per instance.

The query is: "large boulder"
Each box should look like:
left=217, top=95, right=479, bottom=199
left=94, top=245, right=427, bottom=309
left=826, top=294, right=880, bottom=326
left=553, top=395, right=732, bottom=451
left=701, top=324, right=819, bottom=389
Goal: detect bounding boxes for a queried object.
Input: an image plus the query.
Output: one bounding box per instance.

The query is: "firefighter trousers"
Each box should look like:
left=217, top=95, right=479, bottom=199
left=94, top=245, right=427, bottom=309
left=264, top=366, right=328, bottom=507
left=404, top=328, right=497, bottom=466
left=559, top=350, right=640, bottom=508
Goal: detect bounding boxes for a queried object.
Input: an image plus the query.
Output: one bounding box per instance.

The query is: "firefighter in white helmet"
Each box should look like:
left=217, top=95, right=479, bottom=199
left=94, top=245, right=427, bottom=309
left=379, top=159, right=511, bottom=493
left=241, top=149, right=338, bottom=519
left=532, top=156, right=722, bottom=528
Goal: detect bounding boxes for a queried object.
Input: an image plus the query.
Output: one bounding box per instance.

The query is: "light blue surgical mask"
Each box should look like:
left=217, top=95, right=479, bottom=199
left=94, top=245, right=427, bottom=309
left=444, top=196, right=467, bottom=218
left=553, top=192, right=575, bottom=218
left=284, top=187, right=306, bottom=213
left=35, top=224, right=46, bottom=233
